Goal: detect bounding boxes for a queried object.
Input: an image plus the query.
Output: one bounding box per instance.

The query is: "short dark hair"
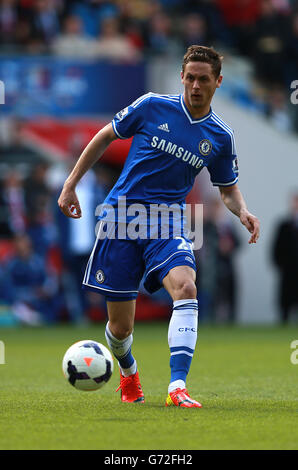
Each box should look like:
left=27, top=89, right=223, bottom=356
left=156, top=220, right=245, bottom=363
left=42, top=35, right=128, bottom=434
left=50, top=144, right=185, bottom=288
left=182, top=45, right=223, bottom=78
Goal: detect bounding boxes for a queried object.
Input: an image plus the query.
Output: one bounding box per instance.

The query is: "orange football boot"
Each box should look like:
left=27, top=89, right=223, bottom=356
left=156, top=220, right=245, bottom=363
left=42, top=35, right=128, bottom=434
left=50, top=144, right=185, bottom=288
left=165, top=388, right=202, bottom=408
left=116, top=371, right=145, bottom=403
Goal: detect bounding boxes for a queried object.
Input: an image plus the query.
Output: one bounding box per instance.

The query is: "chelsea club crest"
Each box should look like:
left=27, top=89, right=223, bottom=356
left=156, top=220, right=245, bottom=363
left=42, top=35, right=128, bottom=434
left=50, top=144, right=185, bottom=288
left=199, top=139, right=212, bottom=156
left=95, top=269, right=105, bottom=284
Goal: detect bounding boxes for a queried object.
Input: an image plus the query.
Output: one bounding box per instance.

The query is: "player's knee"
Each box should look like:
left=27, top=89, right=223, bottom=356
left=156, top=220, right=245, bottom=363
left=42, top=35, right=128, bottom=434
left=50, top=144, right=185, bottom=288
left=173, top=279, right=197, bottom=300
left=109, top=322, right=133, bottom=340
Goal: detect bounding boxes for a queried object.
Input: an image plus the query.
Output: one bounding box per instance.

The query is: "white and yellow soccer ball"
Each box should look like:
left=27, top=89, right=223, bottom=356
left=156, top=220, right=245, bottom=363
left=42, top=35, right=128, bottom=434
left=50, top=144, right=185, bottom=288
left=62, top=340, right=113, bottom=391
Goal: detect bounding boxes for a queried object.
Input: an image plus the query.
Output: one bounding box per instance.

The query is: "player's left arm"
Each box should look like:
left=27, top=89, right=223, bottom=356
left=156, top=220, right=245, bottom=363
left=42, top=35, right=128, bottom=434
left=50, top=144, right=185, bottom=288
left=219, top=184, right=260, bottom=244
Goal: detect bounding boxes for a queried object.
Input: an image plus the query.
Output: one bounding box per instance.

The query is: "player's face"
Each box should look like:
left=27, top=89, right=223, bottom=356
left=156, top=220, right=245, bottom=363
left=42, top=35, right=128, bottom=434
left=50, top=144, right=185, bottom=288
left=181, top=62, right=222, bottom=117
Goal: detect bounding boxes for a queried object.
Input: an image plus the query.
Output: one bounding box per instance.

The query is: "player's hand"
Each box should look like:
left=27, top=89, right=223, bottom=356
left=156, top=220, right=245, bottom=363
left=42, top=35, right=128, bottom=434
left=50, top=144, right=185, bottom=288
left=239, top=209, right=260, bottom=244
left=58, top=185, right=82, bottom=219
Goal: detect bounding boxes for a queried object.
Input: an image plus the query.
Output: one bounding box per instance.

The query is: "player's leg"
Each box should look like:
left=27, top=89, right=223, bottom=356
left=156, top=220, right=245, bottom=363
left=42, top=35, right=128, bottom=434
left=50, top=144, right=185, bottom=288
left=162, top=266, right=202, bottom=408
left=105, top=299, right=145, bottom=403
left=162, top=265, right=197, bottom=301
left=106, top=300, right=136, bottom=376
left=82, top=228, right=144, bottom=403
left=143, top=234, right=201, bottom=407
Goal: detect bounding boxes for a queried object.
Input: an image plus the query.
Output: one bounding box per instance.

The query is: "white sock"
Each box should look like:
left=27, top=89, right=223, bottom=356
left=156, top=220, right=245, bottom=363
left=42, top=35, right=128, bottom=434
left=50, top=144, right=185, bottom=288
left=168, top=299, right=198, bottom=394
left=168, top=380, right=186, bottom=393
left=105, top=323, right=137, bottom=377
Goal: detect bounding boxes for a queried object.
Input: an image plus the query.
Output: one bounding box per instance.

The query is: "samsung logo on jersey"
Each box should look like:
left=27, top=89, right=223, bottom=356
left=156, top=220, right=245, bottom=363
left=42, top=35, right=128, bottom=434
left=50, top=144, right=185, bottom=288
left=151, top=136, right=204, bottom=169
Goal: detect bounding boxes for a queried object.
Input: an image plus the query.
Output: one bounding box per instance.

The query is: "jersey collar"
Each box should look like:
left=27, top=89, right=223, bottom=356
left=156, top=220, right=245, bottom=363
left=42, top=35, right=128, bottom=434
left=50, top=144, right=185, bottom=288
left=180, top=95, right=212, bottom=124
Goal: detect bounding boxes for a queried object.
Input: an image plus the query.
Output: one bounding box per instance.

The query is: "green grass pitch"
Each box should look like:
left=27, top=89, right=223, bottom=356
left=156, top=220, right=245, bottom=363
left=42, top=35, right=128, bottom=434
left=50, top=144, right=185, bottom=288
left=0, top=323, right=297, bottom=450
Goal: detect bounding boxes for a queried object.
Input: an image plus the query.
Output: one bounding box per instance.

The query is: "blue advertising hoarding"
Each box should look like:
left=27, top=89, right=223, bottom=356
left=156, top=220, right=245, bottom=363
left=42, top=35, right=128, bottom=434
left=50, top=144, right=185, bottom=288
left=0, top=56, right=146, bottom=118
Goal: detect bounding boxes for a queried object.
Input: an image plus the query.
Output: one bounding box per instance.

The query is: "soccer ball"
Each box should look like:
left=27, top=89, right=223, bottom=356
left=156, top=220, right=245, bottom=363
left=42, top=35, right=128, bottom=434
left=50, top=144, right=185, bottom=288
left=62, top=340, right=113, bottom=391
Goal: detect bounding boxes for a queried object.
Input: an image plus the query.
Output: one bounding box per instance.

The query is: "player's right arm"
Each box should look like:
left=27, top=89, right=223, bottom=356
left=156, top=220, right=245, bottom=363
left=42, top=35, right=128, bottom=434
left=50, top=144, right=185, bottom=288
left=58, top=123, right=117, bottom=218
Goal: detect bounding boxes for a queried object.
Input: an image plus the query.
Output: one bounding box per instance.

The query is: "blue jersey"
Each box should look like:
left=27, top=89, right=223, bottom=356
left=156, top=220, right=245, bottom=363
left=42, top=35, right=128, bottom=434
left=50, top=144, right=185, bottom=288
left=84, top=93, right=239, bottom=299
left=106, top=92, right=238, bottom=207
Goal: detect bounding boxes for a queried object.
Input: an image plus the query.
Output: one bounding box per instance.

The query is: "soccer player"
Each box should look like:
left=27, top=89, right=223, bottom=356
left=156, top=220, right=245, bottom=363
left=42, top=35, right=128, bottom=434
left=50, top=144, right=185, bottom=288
left=58, top=45, right=260, bottom=408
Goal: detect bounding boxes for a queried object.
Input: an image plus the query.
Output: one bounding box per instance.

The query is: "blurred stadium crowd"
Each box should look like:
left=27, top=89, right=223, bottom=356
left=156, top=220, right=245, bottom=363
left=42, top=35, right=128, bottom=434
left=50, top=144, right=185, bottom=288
left=0, top=161, right=114, bottom=325
left=1, top=0, right=298, bottom=130
left=1, top=0, right=298, bottom=326
left=0, top=159, right=241, bottom=326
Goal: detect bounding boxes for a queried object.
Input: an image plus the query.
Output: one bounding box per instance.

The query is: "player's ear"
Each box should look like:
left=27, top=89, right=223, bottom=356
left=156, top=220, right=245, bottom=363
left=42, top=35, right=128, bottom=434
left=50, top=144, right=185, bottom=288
left=181, top=70, right=184, bottom=84
left=216, top=74, right=223, bottom=88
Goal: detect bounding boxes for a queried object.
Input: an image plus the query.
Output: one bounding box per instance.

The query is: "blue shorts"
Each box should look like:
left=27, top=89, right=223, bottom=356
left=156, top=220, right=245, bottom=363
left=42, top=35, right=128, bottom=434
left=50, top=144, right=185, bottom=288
left=82, top=230, right=196, bottom=301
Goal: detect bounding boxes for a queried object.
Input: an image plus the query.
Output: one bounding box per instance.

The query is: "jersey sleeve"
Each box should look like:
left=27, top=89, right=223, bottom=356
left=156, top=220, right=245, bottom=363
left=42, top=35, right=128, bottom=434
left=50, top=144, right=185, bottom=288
left=111, top=93, right=151, bottom=139
left=207, top=131, right=239, bottom=187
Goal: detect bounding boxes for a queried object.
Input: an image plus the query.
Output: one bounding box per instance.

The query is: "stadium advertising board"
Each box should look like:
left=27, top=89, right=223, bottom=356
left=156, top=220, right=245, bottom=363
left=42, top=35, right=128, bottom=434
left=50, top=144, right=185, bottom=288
left=0, top=56, right=146, bottom=117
